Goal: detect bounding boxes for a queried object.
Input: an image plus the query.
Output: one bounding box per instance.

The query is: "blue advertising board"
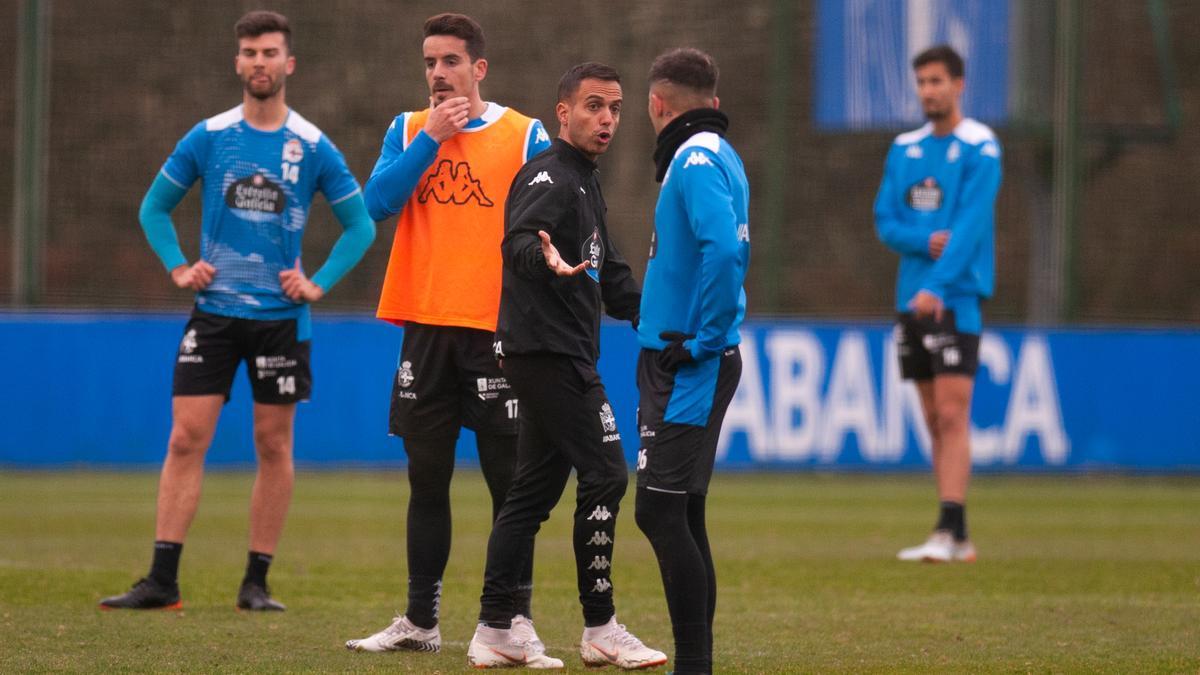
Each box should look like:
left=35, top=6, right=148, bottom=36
left=814, top=0, right=1010, bottom=130
left=1, top=314, right=1197, bottom=471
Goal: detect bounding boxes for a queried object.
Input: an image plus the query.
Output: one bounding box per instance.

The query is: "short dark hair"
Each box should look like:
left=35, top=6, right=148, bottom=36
left=423, top=13, right=485, bottom=61
left=235, top=10, right=291, bottom=51
left=557, top=62, right=621, bottom=102
left=648, top=48, right=719, bottom=96
left=912, top=45, right=964, bottom=79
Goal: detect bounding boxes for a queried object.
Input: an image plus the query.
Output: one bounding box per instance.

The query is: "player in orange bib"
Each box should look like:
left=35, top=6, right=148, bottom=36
left=344, top=13, right=551, bottom=656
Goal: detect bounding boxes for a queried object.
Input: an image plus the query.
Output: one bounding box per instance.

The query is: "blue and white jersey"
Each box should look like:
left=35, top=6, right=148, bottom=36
left=873, top=118, right=1002, bottom=334
left=161, top=105, right=360, bottom=320
left=639, top=131, right=750, bottom=359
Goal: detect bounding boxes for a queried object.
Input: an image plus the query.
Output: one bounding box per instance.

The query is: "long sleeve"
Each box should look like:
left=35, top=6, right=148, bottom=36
left=138, top=173, right=190, bottom=272
left=501, top=176, right=571, bottom=282
left=679, top=150, right=745, bottom=360
left=309, top=193, right=376, bottom=292
left=599, top=234, right=641, bottom=322
left=874, top=145, right=930, bottom=257
left=921, top=148, right=1002, bottom=298
left=363, top=115, right=440, bottom=222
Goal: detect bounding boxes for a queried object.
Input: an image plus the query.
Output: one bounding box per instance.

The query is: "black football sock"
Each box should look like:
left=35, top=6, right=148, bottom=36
left=242, top=550, right=273, bottom=588
left=935, top=501, right=967, bottom=541
left=148, top=540, right=183, bottom=587
left=635, top=488, right=708, bottom=673
left=403, top=435, right=457, bottom=629
left=687, top=495, right=716, bottom=670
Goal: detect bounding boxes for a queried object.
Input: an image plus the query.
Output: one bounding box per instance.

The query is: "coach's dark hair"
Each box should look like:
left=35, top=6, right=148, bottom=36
left=649, top=48, right=719, bottom=96
left=424, top=13, right=485, bottom=61
left=912, top=44, right=964, bottom=78
left=557, top=62, right=621, bottom=102
left=235, top=10, right=292, bottom=51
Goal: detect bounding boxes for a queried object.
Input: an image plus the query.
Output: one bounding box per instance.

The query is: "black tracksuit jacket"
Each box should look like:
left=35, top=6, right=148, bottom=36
left=495, top=139, right=641, bottom=363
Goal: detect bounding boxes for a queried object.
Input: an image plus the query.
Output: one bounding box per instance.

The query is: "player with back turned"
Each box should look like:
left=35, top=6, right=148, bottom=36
left=633, top=48, right=750, bottom=675
left=99, top=10, right=375, bottom=611
left=874, top=45, right=1002, bottom=563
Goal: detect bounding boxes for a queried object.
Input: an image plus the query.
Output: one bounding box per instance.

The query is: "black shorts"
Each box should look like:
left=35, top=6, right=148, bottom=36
left=172, top=308, right=311, bottom=404
left=895, top=311, right=980, bottom=381
left=635, top=346, right=742, bottom=496
left=388, top=323, right=518, bottom=438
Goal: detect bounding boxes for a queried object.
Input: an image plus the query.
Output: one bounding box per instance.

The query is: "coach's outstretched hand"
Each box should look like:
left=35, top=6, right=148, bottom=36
left=658, top=331, right=696, bottom=371
left=171, top=260, right=216, bottom=291
left=539, top=230, right=591, bottom=277
left=280, top=258, right=325, bottom=303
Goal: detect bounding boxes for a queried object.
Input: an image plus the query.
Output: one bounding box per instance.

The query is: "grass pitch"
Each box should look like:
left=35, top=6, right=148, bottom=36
left=1, top=471, right=1198, bottom=673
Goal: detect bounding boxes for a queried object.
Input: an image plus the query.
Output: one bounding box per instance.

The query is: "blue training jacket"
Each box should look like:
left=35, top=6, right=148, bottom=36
left=873, top=118, right=1002, bottom=334
left=638, top=130, right=750, bottom=424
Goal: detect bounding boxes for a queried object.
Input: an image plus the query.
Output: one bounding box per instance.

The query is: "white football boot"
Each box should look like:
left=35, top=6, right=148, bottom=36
left=467, top=623, right=565, bottom=669
left=512, top=615, right=550, bottom=656
left=344, top=614, right=441, bottom=652
left=897, top=530, right=956, bottom=563
left=579, top=616, right=668, bottom=670
left=953, top=539, right=978, bottom=563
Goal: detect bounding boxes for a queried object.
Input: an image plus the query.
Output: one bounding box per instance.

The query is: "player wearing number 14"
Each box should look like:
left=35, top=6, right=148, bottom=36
left=98, top=11, right=375, bottom=612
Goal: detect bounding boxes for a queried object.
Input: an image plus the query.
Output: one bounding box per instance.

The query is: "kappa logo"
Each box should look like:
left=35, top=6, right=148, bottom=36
left=419, top=159, right=494, bottom=206
left=683, top=151, right=714, bottom=169
left=599, top=402, right=616, bottom=433
left=535, top=126, right=550, bottom=144
left=587, top=555, right=611, bottom=571
left=905, top=144, right=923, bottom=159
left=981, top=140, right=1000, bottom=158
left=397, top=360, right=415, bottom=388
left=587, top=531, right=613, bottom=545
left=528, top=171, right=554, bottom=186
left=180, top=329, right=198, bottom=354
left=587, top=505, right=613, bottom=521
left=591, top=578, right=612, bottom=593
left=737, top=222, right=750, bottom=242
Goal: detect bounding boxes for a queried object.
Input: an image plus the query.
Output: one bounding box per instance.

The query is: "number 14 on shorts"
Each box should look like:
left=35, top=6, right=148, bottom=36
left=277, top=376, right=295, bottom=395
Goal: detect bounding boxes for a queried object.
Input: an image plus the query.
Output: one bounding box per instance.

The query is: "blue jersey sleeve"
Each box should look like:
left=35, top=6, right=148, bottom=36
left=363, top=114, right=440, bottom=222
left=677, top=149, right=745, bottom=361
left=309, top=193, right=375, bottom=292
left=160, top=122, right=207, bottom=190
left=316, top=135, right=361, bottom=206
left=922, top=143, right=1002, bottom=298
left=138, top=173, right=190, bottom=272
left=873, top=145, right=931, bottom=257
left=526, top=120, right=551, bottom=161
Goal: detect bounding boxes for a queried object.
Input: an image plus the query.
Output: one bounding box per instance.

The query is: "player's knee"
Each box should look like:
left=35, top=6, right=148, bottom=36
left=934, top=402, right=968, bottom=435
left=253, top=428, right=293, bottom=464
left=634, top=493, right=660, bottom=536
left=166, top=423, right=210, bottom=458
left=578, top=465, right=627, bottom=499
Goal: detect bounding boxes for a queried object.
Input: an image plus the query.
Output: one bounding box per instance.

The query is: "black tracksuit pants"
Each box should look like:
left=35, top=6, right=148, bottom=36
left=479, top=354, right=628, bottom=628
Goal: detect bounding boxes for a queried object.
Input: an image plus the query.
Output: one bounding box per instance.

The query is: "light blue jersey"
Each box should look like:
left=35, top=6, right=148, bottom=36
left=873, top=118, right=1002, bottom=334
left=638, top=131, right=750, bottom=425
left=160, top=105, right=361, bottom=320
